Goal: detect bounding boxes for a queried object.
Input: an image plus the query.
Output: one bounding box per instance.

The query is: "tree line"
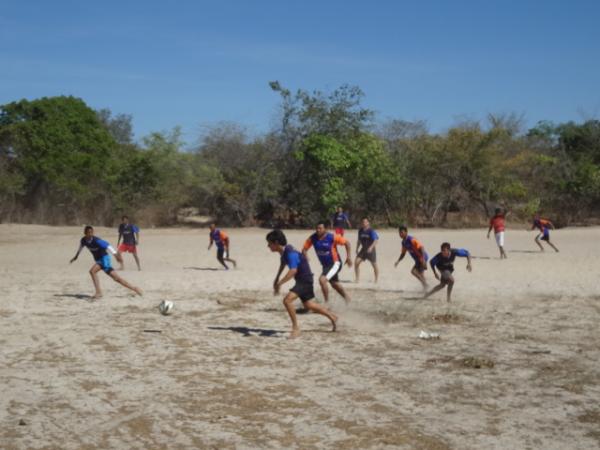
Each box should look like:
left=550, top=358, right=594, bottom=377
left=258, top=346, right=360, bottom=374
left=1, top=83, right=599, bottom=227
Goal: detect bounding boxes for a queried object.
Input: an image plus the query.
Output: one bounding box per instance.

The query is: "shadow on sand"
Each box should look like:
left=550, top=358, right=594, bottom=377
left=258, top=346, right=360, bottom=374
left=509, top=250, right=540, bottom=254
left=183, top=267, right=220, bottom=271
left=54, top=293, right=94, bottom=301
left=208, top=326, right=284, bottom=337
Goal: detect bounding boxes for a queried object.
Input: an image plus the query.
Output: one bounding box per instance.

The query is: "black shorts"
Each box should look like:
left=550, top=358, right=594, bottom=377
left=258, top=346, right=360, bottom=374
left=290, top=280, right=315, bottom=303
left=321, top=261, right=342, bottom=282
left=357, top=247, right=377, bottom=263
left=217, top=247, right=228, bottom=259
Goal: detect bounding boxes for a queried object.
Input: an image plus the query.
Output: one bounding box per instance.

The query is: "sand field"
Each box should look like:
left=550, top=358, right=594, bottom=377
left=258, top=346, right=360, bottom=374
left=1, top=224, right=599, bottom=449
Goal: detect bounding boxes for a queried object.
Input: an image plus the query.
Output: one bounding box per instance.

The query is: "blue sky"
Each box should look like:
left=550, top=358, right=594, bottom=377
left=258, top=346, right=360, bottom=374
left=2, top=0, right=599, bottom=143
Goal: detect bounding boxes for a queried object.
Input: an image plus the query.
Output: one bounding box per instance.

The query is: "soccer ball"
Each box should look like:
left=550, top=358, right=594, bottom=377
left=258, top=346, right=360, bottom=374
left=158, top=300, right=174, bottom=315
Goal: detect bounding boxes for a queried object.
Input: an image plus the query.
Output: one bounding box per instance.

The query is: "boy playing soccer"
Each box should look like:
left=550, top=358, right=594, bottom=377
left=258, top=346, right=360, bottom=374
left=70, top=226, right=142, bottom=299
left=395, top=225, right=429, bottom=290
left=267, top=229, right=337, bottom=339
left=487, top=208, right=507, bottom=259
left=425, top=242, right=472, bottom=302
left=531, top=214, right=559, bottom=252
left=355, top=217, right=379, bottom=283
left=117, top=215, right=141, bottom=270
left=302, top=220, right=352, bottom=304
left=208, top=223, right=237, bottom=269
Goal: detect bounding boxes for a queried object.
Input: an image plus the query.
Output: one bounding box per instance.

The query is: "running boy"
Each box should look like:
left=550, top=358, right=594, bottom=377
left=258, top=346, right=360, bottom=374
left=395, top=225, right=429, bottom=290
left=331, top=207, right=352, bottom=236
left=70, top=226, right=142, bottom=298
left=267, top=229, right=337, bottom=338
left=303, top=220, right=352, bottom=304
left=531, top=214, right=559, bottom=252
left=208, top=223, right=237, bottom=269
left=355, top=217, right=379, bottom=283
left=117, top=215, right=141, bottom=270
left=425, top=242, right=472, bottom=302
left=487, top=207, right=507, bottom=259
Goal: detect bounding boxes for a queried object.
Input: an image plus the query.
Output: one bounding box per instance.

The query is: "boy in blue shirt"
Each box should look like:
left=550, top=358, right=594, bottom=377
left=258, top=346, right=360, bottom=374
left=425, top=242, right=472, bottom=302
left=70, top=226, right=142, bottom=299
left=267, top=229, right=337, bottom=339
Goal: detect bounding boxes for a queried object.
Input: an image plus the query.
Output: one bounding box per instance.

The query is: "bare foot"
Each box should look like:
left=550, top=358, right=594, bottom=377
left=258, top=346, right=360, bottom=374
left=331, top=315, right=338, bottom=332
left=289, top=328, right=300, bottom=339
left=92, top=293, right=103, bottom=299
left=233, top=260, right=237, bottom=268
left=133, top=287, right=143, bottom=296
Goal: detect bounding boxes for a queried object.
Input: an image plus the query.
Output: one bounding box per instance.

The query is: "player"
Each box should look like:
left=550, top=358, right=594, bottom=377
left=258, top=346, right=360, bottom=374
left=487, top=207, right=507, bottom=259
left=531, top=215, right=559, bottom=252
left=425, top=242, right=472, bottom=302
left=267, top=229, right=337, bottom=339
left=70, top=226, right=142, bottom=299
left=302, top=220, right=352, bottom=304
left=395, top=225, right=429, bottom=290
left=117, top=215, right=141, bottom=270
left=208, top=223, right=237, bottom=269
left=331, top=206, right=352, bottom=236
left=355, top=217, right=379, bottom=283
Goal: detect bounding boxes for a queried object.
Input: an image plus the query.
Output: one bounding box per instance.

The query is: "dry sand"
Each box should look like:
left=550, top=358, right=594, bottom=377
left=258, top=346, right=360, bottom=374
left=1, top=224, right=599, bottom=449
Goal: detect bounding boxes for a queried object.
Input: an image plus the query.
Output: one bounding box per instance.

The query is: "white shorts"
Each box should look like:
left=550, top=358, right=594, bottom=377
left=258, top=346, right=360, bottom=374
left=495, top=232, right=505, bottom=247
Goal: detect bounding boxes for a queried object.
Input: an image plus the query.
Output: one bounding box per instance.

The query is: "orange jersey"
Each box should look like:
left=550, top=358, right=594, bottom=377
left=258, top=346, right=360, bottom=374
left=303, top=232, right=347, bottom=266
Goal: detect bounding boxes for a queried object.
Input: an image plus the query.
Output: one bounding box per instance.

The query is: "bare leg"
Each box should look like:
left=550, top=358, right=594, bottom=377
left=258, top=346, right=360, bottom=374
left=446, top=280, right=455, bottom=302
left=411, top=267, right=428, bottom=290
left=354, top=257, right=363, bottom=282
left=283, top=292, right=300, bottom=338
left=534, top=235, right=544, bottom=251
left=109, top=271, right=143, bottom=295
left=371, top=261, right=379, bottom=283
left=500, top=246, right=507, bottom=259
left=225, top=257, right=237, bottom=268
left=425, top=283, right=446, bottom=298
left=217, top=256, right=229, bottom=270
left=89, top=264, right=103, bottom=298
left=330, top=280, right=350, bottom=304
left=319, top=276, right=330, bottom=302
left=117, top=252, right=125, bottom=270
left=133, top=252, right=141, bottom=270
left=547, top=240, right=559, bottom=252
left=303, top=300, right=338, bottom=332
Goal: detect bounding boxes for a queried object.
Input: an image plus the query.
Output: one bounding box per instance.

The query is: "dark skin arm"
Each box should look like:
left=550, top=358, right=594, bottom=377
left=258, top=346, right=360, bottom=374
left=273, top=261, right=287, bottom=294
left=69, top=244, right=84, bottom=263
left=274, top=266, right=297, bottom=295
left=394, top=247, right=407, bottom=267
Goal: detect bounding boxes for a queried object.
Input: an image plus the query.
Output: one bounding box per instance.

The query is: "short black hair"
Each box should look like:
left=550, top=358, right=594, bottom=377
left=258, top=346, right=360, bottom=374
left=316, top=220, right=329, bottom=228
left=266, top=229, right=287, bottom=246
left=122, top=215, right=129, bottom=220
left=494, top=207, right=502, bottom=215
left=441, top=242, right=451, bottom=250
left=361, top=216, right=370, bottom=221
left=398, top=225, right=408, bottom=232
left=84, top=225, right=94, bottom=233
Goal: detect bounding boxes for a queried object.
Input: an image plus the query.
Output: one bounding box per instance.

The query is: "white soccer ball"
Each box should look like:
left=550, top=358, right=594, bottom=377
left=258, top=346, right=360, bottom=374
left=158, top=300, right=174, bottom=315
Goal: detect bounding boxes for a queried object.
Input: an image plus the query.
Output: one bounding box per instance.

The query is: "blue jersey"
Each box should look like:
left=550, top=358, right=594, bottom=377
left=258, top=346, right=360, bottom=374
left=80, top=236, right=111, bottom=261
left=332, top=212, right=349, bottom=229
left=118, top=223, right=139, bottom=245
left=358, top=227, right=378, bottom=248
left=304, top=232, right=346, bottom=267
left=210, top=229, right=227, bottom=249
left=282, top=245, right=313, bottom=284
left=402, top=235, right=428, bottom=263
left=430, top=248, right=469, bottom=273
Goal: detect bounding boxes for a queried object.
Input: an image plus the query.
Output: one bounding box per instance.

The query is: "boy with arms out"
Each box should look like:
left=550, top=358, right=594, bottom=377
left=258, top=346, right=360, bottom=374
left=355, top=217, right=379, bottom=283
left=395, top=225, right=429, bottom=290
left=487, top=207, right=507, bottom=259
left=70, top=226, right=142, bottom=299
left=267, top=229, right=337, bottom=339
left=425, top=242, right=472, bottom=302
left=117, top=215, right=141, bottom=270
left=302, top=220, right=352, bottom=304
left=208, top=223, right=237, bottom=269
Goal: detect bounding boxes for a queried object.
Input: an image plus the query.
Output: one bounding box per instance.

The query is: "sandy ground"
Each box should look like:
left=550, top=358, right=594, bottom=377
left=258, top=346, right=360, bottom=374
left=0, top=224, right=599, bottom=449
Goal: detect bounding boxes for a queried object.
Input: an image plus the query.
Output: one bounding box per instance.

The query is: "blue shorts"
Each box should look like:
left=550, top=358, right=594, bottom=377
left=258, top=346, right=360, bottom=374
left=540, top=229, right=550, bottom=241
left=95, top=255, right=113, bottom=274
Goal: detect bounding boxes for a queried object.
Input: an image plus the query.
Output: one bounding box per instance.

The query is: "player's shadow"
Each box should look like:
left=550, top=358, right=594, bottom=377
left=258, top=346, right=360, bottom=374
left=183, top=267, right=220, bottom=271
left=54, top=293, right=94, bottom=301
left=509, top=250, right=540, bottom=254
left=208, top=326, right=284, bottom=337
